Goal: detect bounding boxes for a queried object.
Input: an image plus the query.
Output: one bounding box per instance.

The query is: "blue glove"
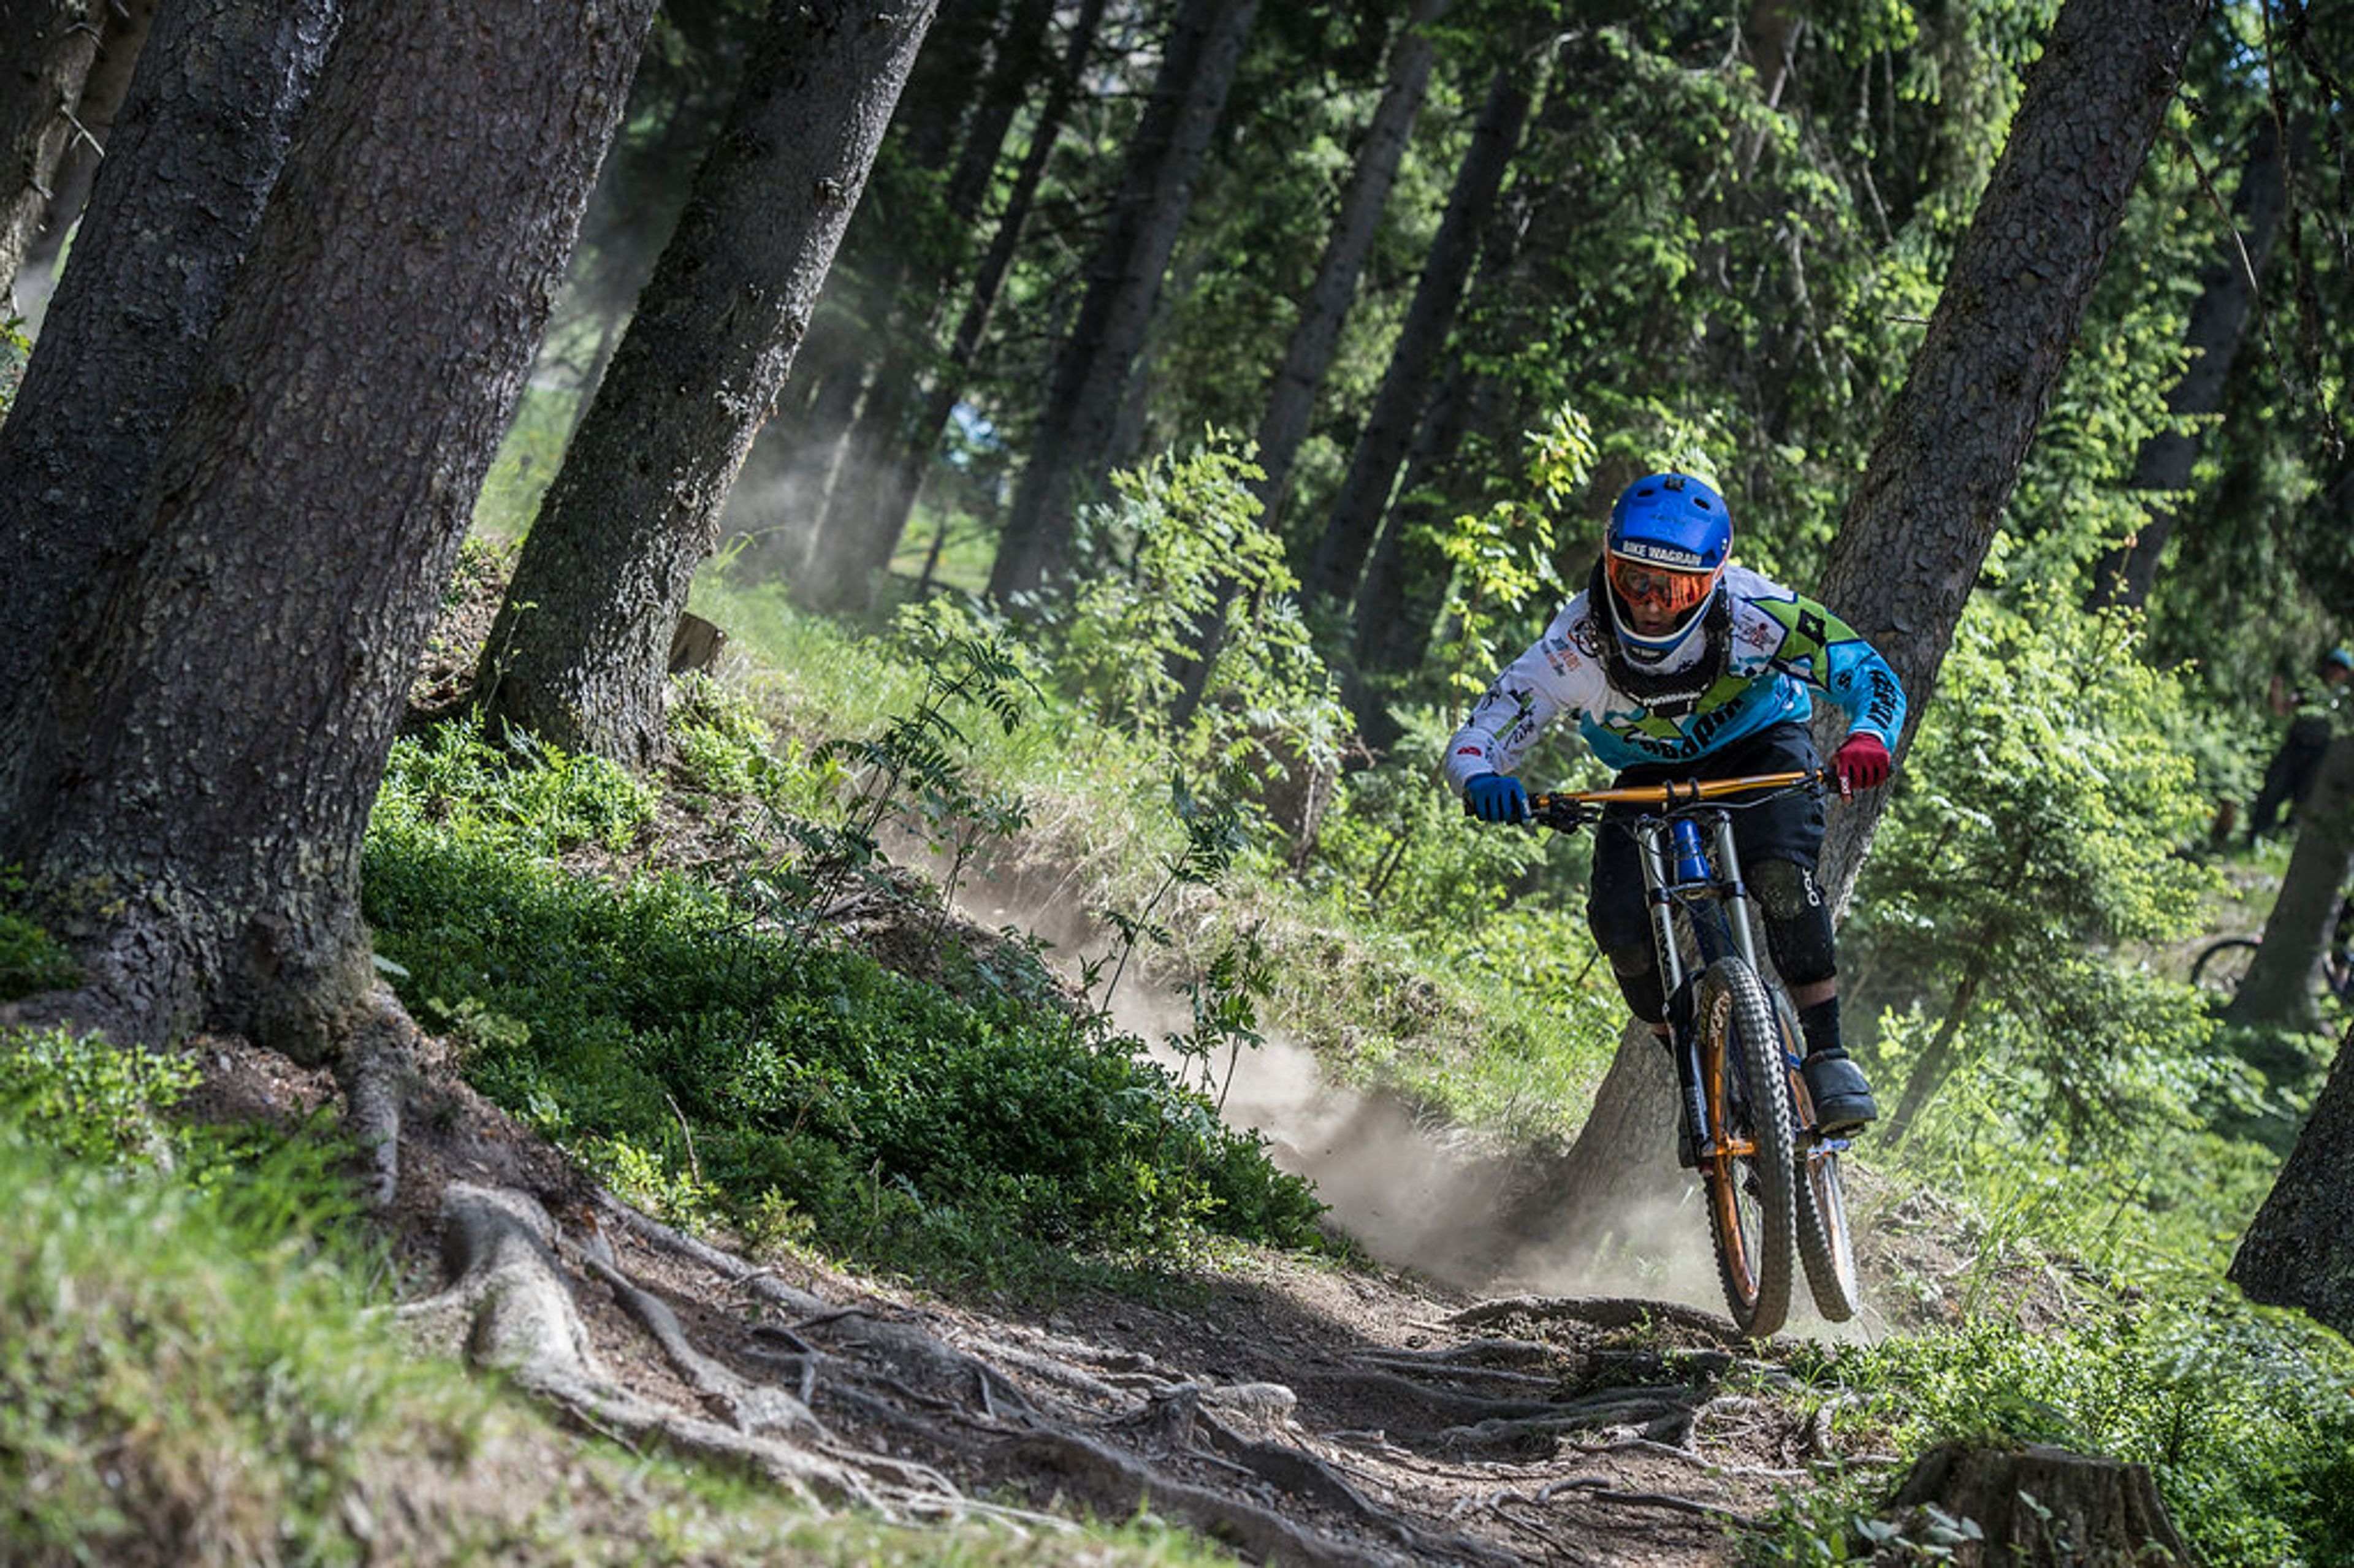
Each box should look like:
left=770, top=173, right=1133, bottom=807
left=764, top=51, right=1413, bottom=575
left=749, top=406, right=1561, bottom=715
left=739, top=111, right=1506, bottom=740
left=1463, top=773, right=1529, bottom=824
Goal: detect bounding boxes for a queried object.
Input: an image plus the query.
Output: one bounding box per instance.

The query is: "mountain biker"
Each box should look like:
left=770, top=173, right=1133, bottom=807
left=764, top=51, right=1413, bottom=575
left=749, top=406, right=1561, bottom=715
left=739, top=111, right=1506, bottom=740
left=1446, top=472, right=1906, bottom=1138
left=2246, top=646, right=2354, bottom=843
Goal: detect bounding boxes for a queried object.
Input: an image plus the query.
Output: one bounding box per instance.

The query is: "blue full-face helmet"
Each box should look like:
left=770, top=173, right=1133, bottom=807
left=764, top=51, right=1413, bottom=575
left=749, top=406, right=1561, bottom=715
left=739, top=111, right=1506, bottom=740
left=1602, top=473, right=1731, bottom=655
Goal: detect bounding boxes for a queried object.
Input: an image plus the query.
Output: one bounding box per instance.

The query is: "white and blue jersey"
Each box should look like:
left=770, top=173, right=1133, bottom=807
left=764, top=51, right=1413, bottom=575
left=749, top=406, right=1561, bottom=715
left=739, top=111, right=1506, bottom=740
left=1444, top=565, right=1906, bottom=788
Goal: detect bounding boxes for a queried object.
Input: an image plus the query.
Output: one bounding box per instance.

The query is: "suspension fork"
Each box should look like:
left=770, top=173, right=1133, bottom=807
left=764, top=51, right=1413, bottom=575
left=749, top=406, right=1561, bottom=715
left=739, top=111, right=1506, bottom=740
left=1641, top=810, right=1770, bottom=1153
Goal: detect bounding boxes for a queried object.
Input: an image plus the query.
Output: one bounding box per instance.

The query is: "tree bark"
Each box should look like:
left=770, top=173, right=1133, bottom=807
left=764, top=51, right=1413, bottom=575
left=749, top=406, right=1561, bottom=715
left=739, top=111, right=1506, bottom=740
left=1301, top=53, right=1533, bottom=609
left=0, top=0, right=338, bottom=821
left=2233, top=1014, right=2354, bottom=1341
left=1541, top=0, right=2207, bottom=1239
left=2090, top=110, right=2296, bottom=609
left=0, top=0, right=660, bottom=1060
left=2227, top=733, right=2354, bottom=1033
left=479, top=0, right=939, bottom=767
left=986, top=0, right=1263, bottom=604
left=1881, top=1441, right=2194, bottom=1565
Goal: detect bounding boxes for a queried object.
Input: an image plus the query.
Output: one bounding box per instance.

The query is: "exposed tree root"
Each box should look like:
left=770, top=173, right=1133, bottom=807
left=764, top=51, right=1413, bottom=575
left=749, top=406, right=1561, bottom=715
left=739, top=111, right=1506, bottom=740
left=1452, top=1294, right=1741, bottom=1341
left=347, top=1112, right=1840, bottom=1565
left=335, top=986, right=416, bottom=1210
left=1011, top=1428, right=1395, bottom=1568
left=397, top=1182, right=880, bottom=1507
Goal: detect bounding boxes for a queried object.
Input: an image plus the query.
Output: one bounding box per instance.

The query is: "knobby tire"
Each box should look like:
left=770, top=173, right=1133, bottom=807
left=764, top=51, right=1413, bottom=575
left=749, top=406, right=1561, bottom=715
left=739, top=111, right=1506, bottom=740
left=1696, top=957, right=1796, bottom=1338
left=1775, top=991, right=1859, bottom=1322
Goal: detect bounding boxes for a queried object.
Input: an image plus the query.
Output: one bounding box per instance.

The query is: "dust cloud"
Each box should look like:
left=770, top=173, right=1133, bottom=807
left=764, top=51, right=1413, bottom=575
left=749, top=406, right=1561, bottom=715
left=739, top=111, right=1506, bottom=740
left=958, top=862, right=1858, bottom=1328
left=1102, top=958, right=1754, bottom=1318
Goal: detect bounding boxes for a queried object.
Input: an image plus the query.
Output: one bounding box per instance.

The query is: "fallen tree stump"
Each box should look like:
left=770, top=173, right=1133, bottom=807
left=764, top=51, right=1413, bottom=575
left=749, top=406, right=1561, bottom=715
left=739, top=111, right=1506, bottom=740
left=1875, top=1441, right=2195, bottom=1566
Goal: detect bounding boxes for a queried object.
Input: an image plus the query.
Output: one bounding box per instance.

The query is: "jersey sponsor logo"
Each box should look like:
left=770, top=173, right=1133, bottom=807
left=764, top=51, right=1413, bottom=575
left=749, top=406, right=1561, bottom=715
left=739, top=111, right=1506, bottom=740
left=1455, top=745, right=1486, bottom=758
left=1862, top=669, right=1902, bottom=733
left=1571, top=615, right=1603, bottom=658
left=1798, top=608, right=1827, bottom=646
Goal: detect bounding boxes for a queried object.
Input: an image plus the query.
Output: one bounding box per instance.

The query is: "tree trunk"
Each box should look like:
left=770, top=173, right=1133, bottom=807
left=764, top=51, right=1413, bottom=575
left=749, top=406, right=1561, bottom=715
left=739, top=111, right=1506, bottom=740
left=1543, top=0, right=2207, bottom=1239
left=1810, top=0, right=2208, bottom=910
left=2227, top=733, right=2354, bottom=1033
left=2090, top=109, right=2296, bottom=609
left=1880, top=1442, right=2194, bottom=1566
left=791, top=0, right=1056, bottom=614
left=861, top=0, right=1108, bottom=588
left=1343, top=358, right=1487, bottom=742
left=1255, top=0, right=1452, bottom=531
left=986, top=0, right=1263, bottom=604
left=2233, top=1014, right=2354, bottom=1341
left=1884, top=959, right=1989, bottom=1144
left=0, top=0, right=660, bottom=1060
left=0, top=0, right=338, bottom=821
left=1301, top=53, right=1533, bottom=609
left=0, top=0, right=104, bottom=303
left=479, top=0, right=939, bottom=767
left=751, top=0, right=1002, bottom=595
left=13, top=0, right=154, bottom=299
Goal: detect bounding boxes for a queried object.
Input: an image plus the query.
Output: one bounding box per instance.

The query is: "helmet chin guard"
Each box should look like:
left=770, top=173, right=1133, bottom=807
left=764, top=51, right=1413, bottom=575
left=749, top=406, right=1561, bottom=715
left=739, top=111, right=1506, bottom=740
left=1606, top=583, right=1716, bottom=664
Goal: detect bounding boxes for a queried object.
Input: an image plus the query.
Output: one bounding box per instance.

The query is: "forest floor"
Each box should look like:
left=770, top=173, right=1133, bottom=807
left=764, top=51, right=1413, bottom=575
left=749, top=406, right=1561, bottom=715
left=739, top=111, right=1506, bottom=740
left=177, top=870, right=2068, bottom=1567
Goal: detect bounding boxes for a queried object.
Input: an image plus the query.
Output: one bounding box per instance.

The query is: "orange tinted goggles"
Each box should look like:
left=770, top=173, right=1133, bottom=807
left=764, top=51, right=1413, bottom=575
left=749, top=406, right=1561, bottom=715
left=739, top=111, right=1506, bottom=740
left=1607, top=555, right=1720, bottom=615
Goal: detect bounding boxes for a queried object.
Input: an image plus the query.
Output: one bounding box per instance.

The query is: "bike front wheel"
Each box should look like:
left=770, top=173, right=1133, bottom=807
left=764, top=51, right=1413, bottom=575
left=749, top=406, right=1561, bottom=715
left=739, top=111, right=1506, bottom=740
left=1694, top=957, right=1796, bottom=1338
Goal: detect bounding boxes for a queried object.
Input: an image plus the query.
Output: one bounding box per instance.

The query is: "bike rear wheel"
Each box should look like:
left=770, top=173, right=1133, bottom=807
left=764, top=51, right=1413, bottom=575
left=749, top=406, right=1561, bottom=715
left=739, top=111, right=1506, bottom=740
left=1695, top=957, right=1796, bottom=1338
left=1773, top=992, right=1860, bottom=1322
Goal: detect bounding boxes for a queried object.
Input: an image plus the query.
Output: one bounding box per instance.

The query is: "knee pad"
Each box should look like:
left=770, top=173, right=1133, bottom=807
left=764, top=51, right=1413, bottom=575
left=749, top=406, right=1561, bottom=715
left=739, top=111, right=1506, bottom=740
left=1606, top=942, right=1667, bottom=1026
left=1750, top=857, right=1836, bottom=988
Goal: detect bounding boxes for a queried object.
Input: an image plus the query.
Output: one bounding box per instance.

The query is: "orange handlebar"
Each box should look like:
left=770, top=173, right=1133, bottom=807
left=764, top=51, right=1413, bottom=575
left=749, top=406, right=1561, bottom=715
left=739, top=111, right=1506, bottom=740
left=1530, top=769, right=1820, bottom=810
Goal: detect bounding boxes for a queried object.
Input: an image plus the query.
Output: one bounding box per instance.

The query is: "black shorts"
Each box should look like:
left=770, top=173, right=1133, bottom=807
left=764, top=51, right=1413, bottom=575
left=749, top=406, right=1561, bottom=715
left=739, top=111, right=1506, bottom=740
left=1585, top=721, right=1826, bottom=956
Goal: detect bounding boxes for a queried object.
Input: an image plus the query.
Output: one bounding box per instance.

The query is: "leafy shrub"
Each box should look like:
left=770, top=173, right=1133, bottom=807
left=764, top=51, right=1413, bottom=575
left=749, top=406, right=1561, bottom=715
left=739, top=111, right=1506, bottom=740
left=0, top=868, right=77, bottom=1002
left=0, top=1026, right=196, bottom=1169
left=362, top=812, right=1325, bottom=1276
left=1846, top=586, right=2226, bottom=1144
left=666, top=669, right=842, bottom=814
left=1046, top=437, right=1348, bottom=798
left=375, top=723, right=655, bottom=859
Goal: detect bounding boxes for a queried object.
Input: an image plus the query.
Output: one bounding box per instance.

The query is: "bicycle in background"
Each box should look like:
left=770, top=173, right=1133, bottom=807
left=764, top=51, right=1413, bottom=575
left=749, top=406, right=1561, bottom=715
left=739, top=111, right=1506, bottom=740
left=2190, top=893, right=2354, bottom=1008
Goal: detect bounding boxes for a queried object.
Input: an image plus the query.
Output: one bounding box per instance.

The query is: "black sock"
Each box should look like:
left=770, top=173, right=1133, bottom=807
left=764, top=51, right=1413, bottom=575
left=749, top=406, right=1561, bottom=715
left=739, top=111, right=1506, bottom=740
left=1797, top=995, right=1843, bottom=1060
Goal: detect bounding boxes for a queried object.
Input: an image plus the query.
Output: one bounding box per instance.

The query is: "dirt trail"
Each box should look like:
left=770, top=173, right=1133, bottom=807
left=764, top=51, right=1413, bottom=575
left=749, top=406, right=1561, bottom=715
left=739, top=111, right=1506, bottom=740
left=182, top=970, right=1929, bottom=1568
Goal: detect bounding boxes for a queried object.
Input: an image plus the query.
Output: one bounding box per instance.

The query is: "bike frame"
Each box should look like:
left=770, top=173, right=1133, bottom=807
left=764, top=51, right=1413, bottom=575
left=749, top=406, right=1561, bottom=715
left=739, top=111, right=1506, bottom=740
left=1526, top=768, right=1820, bottom=1158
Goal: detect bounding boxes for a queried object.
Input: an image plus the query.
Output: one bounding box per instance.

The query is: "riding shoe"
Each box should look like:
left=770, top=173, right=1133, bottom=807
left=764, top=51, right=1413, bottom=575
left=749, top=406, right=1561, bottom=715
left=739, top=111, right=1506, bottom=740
left=1800, top=1049, right=1878, bottom=1135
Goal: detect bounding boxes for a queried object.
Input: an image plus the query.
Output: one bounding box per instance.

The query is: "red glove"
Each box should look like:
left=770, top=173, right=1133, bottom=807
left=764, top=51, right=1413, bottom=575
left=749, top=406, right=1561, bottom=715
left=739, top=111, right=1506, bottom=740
left=1832, top=732, right=1891, bottom=795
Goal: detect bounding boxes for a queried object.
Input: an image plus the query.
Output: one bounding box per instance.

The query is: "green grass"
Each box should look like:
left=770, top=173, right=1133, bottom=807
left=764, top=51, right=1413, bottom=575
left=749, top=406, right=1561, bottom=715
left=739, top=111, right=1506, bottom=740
left=0, top=1025, right=1251, bottom=1566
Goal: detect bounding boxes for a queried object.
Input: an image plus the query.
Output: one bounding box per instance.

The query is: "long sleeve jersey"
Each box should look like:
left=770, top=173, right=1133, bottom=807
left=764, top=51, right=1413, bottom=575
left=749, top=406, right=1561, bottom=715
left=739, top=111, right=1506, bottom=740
left=1442, top=564, right=1907, bottom=790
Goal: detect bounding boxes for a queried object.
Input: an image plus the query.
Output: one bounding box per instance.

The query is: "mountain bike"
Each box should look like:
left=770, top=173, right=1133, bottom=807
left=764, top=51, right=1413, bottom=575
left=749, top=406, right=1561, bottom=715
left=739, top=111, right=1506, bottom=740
left=1512, top=771, right=1859, bottom=1337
